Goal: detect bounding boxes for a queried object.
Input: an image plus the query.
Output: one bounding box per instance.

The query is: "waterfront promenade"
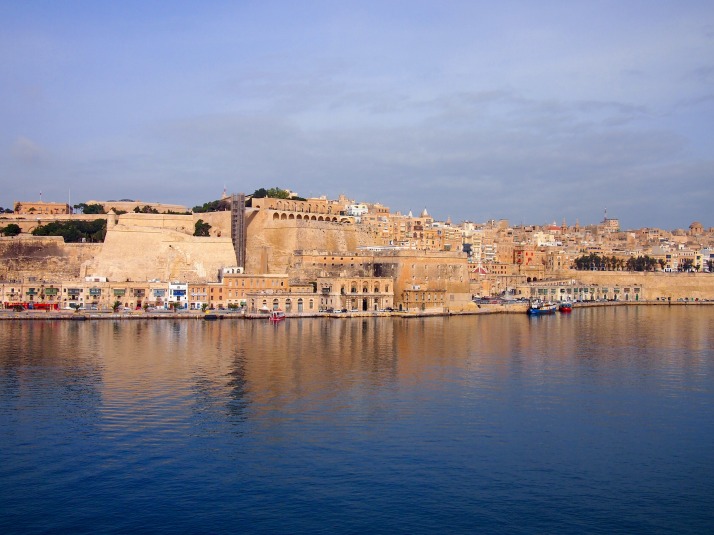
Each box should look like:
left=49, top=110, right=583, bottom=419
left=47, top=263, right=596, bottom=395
left=1, top=299, right=712, bottom=321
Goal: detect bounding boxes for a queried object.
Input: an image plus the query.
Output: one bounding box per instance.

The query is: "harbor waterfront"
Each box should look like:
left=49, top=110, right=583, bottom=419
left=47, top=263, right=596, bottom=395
left=2, top=307, right=713, bottom=534
left=1, top=299, right=714, bottom=321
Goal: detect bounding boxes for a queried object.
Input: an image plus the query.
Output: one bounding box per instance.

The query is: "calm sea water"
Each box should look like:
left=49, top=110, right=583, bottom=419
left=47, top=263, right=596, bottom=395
left=1, top=307, right=713, bottom=534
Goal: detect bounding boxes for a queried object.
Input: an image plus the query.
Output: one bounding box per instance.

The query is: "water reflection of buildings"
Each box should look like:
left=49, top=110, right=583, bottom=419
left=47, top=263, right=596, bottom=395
left=3, top=312, right=710, bottom=433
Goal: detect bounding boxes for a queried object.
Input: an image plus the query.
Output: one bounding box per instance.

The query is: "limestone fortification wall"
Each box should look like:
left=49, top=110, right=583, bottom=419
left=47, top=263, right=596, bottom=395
left=193, top=211, right=232, bottom=238
left=1, top=213, right=110, bottom=233
left=0, top=236, right=101, bottom=282
left=107, top=211, right=232, bottom=238
left=1, top=209, right=374, bottom=283
left=93, top=209, right=374, bottom=280
left=86, top=222, right=236, bottom=282
left=85, top=200, right=189, bottom=213
left=245, top=209, right=374, bottom=274
left=563, top=270, right=714, bottom=300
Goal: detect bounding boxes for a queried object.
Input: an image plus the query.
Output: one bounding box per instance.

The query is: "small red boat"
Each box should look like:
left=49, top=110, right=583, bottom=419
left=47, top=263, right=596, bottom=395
left=559, top=302, right=572, bottom=313
left=269, top=309, right=286, bottom=322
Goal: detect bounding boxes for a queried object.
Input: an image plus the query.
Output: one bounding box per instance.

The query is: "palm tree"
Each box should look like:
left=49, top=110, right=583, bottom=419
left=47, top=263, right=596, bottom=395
left=679, top=258, right=694, bottom=272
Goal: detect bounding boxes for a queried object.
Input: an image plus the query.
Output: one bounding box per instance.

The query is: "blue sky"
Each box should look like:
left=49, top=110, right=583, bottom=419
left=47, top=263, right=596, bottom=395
left=1, top=1, right=712, bottom=230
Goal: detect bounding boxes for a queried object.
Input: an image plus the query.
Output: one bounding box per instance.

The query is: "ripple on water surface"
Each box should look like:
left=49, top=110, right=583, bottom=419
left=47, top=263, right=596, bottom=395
left=1, top=310, right=713, bottom=534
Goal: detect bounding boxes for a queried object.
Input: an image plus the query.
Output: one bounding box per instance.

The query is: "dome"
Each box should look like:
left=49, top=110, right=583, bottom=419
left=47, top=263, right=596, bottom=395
left=420, top=207, right=429, bottom=218
left=689, top=222, right=704, bottom=234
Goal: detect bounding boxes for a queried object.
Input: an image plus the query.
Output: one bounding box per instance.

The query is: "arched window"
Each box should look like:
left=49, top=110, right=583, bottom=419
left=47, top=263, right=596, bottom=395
left=272, top=298, right=279, bottom=310
left=298, top=298, right=304, bottom=312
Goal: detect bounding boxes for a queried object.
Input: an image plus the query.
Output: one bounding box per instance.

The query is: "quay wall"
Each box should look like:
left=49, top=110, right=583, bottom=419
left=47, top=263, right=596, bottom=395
left=563, top=270, right=714, bottom=300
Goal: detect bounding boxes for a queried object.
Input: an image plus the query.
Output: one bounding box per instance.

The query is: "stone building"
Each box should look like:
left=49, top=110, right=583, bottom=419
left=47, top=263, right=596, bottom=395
left=85, top=200, right=189, bottom=214
left=516, top=279, right=645, bottom=302
left=250, top=194, right=351, bottom=221
left=13, top=201, right=70, bottom=215
left=317, top=276, right=394, bottom=312
left=291, top=248, right=471, bottom=312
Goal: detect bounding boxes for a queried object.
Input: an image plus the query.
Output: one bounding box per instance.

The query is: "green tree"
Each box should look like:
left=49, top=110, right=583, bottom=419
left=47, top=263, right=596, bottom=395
left=73, top=203, right=105, bottom=214
left=194, top=219, right=211, bottom=237
left=624, top=255, right=660, bottom=272
left=679, top=258, right=695, bottom=272
left=706, top=259, right=714, bottom=273
left=192, top=199, right=230, bottom=213
left=31, top=219, right=107, bottom=242
left=112, top=300, right=122, bottom=312
left=1, top=223, right=21, bottom=236
left=250, top=187, right=305, bottom=200
left=134, top=205, right=159, bottom=214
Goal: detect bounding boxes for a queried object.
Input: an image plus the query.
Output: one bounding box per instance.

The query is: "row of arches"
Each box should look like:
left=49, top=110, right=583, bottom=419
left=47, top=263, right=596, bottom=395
left=272, top=200, right=334, bottom=214
left=255, top=297, right=314, bottom=313
left=272, top=211, right=350, bottom=223
left=341, top=282, right=390, bottom=294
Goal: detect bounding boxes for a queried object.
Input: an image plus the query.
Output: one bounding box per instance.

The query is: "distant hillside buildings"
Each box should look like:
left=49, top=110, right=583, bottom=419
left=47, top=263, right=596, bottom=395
left=2, top=191, right=714, bottom=311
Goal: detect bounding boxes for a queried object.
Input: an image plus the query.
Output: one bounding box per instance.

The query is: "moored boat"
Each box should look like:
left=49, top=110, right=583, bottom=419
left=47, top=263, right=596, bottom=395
left=559, top=302, right=572, bottom=313
left=269, top=309, right=286, bottom=322
left=527, top=299, right=557, bottom=315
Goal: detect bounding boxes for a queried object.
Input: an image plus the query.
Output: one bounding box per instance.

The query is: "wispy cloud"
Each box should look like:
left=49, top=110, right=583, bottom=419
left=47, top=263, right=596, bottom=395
left=1, top=1, right=713, bottom=229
